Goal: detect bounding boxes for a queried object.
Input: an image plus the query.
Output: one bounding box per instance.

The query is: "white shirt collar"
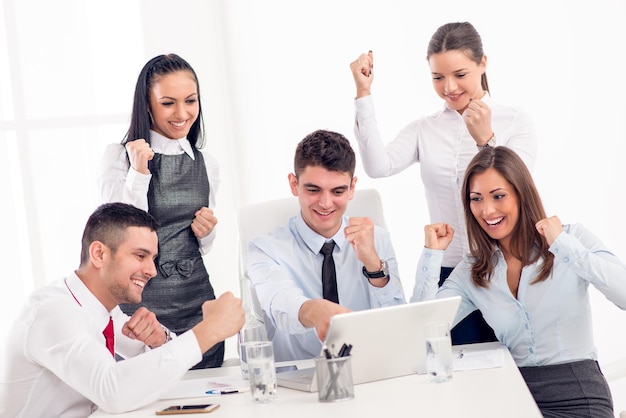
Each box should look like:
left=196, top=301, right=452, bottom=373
left=149, top=130, right=195, bottom=160
left=65, top=272, right=112, bottom=323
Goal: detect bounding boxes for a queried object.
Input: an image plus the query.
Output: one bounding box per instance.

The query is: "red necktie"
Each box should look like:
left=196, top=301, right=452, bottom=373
left=103, top=316, right=114, bottom=357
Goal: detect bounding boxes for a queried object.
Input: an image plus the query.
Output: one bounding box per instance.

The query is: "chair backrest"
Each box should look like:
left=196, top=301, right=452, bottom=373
left=237, top=188, right=388, bottom=323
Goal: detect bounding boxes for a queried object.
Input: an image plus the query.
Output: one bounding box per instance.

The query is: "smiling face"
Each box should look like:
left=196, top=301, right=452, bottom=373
left=149, top=70, right=199, bottom=139
left=100, top=226, right=158, bottom=309
left=429, top=49, right=486, bottom=114
left=468, top=167, right=519, bottom=250
left=289, top=165, right=356, bottom=238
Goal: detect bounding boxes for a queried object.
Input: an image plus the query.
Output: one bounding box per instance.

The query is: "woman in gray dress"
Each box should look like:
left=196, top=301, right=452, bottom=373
left=99, top=54, right=223, bottom=368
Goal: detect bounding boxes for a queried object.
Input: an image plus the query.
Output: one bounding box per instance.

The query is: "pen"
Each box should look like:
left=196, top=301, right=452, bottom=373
left=323, top=346, right=333, bottom=360
left=205, top=389, right=239, bottom=395
left=342, top=344, right=352, bottom=357
left=337, top=343, right=348, bottom=358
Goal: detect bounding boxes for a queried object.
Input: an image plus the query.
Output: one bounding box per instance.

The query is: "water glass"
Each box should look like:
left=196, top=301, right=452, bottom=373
left=424, top=322, right=453, bottom=383
left=244, top=341, right=277, bottom=403
left=238, top=322, right=268, bottom=379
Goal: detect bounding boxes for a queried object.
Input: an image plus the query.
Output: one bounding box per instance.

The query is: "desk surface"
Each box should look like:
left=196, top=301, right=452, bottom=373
left=90, top=342, right=541, bottom=418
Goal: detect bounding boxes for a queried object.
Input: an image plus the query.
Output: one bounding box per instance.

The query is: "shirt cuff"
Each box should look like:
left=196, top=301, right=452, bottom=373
left=125, top=167, right=151, bottom=193
left=369, top=281, right=405, bottom=307
left=355, top=94, right=375, bottom=121
left=198, top=229, right=216, bottom=256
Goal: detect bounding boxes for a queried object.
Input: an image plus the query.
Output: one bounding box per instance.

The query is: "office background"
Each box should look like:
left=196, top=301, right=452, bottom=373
left=2, top=0, right=625, bottom=411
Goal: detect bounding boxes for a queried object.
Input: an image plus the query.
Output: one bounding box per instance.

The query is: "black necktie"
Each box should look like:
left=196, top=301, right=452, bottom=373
left=320, top=240, right=339, bottom=304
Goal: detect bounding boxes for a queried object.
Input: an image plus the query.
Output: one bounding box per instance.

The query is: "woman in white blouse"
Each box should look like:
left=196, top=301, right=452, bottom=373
left=349, top=22, right=538, bottom=345
left=99, top=54, right=223, bottom=369
left=412, top=146, right=623, bottom=417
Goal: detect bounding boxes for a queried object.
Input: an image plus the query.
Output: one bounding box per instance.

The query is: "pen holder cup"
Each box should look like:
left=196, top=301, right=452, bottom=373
left=315, top=355, right=355, bottom=402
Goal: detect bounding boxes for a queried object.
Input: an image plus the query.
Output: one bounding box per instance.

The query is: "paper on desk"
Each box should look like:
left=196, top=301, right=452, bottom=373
left=453, top=346, right=505, bottom=371
left=159, top=375, right=250, bottom=400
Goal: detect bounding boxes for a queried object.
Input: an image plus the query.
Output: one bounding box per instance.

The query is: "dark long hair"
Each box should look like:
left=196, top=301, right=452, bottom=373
left=122, top=54, right=205, bottom=148
left=427, top=22, right=490, bottom=94
left=462, top=147, right=554, bottom=287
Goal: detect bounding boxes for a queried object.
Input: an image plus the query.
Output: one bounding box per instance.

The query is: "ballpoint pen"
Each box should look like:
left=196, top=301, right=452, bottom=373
left=205, top=389, right=239, bottom=395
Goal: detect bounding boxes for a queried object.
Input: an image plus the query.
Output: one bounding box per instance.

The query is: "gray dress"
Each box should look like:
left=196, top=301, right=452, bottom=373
left=120, top=149, right=223, bottom=369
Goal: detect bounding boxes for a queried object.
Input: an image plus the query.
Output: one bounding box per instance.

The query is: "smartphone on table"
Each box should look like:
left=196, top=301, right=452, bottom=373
left=155, top=403, right=220, bottom=415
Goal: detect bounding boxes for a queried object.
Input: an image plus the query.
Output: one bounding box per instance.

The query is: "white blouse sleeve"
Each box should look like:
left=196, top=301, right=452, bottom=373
left=353, top=95, right=420, bottom=178
left=99, top=143, right=151, bottom=211
left=197, top=149, right=220, bottom=255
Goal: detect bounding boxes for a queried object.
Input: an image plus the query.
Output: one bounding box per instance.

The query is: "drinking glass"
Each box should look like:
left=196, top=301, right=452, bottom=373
left=238, top=322, right=268, bottom=379
left=424, top=322, right=453, bottom=383
left=245, top=341, right=277, bottom=403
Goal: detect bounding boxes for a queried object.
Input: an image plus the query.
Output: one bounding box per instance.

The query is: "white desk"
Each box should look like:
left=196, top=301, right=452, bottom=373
left=90, top=342, right=541, bottom=417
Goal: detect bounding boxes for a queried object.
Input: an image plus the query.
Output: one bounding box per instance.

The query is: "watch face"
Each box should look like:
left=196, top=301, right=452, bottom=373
left=381, top=260, right=389, bottom=276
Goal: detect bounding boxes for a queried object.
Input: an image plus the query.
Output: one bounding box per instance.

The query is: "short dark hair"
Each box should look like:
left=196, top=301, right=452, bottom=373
left=80, top=203, right=159, bottom=266
left=123, top=53, right=205, bottom=148
left=293, top=130, right=356, bottom=178
left=427, top=22, right=489, bottom=94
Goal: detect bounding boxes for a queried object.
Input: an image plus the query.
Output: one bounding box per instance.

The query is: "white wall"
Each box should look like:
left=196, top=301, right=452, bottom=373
left=2, top=0, right=626, bottom=413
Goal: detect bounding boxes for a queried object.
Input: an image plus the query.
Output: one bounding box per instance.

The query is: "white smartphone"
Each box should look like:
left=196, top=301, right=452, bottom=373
left=155, top=403, right=220, bottom=415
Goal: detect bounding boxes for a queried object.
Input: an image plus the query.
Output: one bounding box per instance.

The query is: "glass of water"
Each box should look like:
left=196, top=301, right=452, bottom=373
left=424, top=322, right=453, bottom=383
left=238, top=322, right=268, bottom=379
left=244, top=341, right=277, bottom=403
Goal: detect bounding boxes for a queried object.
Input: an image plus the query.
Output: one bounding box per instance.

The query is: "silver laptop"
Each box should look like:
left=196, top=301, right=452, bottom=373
left=276, top=296, right=462, bottom=392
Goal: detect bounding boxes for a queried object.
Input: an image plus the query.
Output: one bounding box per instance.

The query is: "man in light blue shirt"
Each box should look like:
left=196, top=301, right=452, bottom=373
left=246, top=130, right=405, bottom=361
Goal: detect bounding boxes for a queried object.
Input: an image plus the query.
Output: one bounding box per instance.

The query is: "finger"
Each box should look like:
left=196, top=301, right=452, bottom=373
left=126, top=307, right=151, bottom=333
left=352, top=53, right=372, bottom=76
left=535, top=222, right=546, bottom=235
left=194, top=215, right=216, bottom=232
left=121, top=322, right=135, bottom=339
left=365, top=50, right=373, bottom=76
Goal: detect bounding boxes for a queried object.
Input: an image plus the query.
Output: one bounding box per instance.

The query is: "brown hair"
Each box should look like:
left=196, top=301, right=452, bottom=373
left=293, top=130, right=356, bottom=178
left=462, top=147, right=553, bottom=287
left=427, top=22, right=489, bottom=94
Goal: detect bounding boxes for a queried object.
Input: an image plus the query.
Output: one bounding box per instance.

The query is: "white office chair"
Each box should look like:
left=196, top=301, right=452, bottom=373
left=236, top=188, right=388, bottom=328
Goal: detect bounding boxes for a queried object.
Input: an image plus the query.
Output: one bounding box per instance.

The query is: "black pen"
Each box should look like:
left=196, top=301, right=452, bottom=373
left=337, top=343, right=349, bottom=358
left=342, top=344, right=352, bottom=357
left=324, top=347, right=333, bottom=359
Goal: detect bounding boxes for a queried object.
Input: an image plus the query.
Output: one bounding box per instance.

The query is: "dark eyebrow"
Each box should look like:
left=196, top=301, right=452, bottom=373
left=331, top=185, right=350, bottom=193
left=136, top=247, right=157, bottom=259
left=158, top=92, right=198, bottom=101
left=432, top=67, right=470, bottom=76
left=302, top=183, right=350, bottom=193
left=470, top=187, right=506, bottom=196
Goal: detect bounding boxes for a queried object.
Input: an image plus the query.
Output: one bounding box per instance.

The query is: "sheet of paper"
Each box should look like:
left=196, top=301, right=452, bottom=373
left=159, top=375, right=250, bottom=400
left=453, top=346, right=505, bottom=371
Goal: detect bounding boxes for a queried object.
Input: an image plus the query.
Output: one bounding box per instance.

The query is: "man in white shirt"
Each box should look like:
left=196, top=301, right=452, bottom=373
left=0, top=203, right=245, bottom=417
left=246, top=130, right=405, bottom=361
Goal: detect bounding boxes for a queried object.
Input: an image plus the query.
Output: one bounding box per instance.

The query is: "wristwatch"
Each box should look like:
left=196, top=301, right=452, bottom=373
left=477, top=134, right=496, bottom=150
left=362, top=260, right=389, bottom=279
left=162, top=325, right=173, bottom=343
